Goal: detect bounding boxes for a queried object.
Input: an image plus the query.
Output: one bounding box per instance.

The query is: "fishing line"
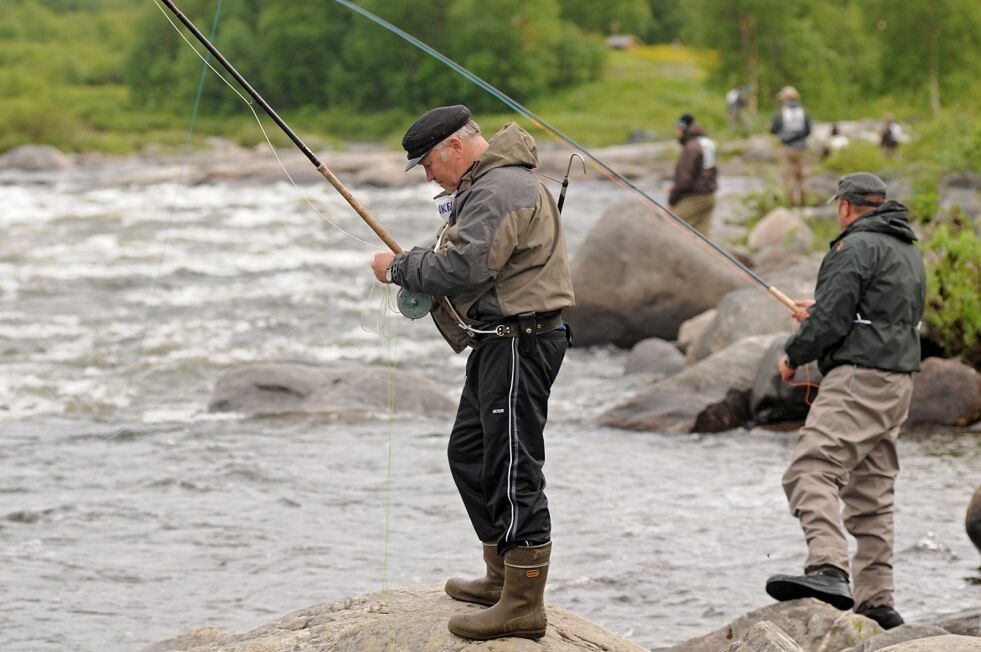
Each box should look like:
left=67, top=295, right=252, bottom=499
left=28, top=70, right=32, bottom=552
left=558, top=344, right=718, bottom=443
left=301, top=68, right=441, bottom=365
left=118, top=0, right=224, bottom=414
left=151, top=0, right=377, bottom=249
left=333, top=0, right=799, bottom=314
left=156, top=4, right=410, bottom=635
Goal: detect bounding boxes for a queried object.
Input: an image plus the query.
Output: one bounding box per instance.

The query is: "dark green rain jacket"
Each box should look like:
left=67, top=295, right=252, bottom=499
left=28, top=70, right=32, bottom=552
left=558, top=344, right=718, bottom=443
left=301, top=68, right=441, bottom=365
left=785, top=200, right=926, bottom=375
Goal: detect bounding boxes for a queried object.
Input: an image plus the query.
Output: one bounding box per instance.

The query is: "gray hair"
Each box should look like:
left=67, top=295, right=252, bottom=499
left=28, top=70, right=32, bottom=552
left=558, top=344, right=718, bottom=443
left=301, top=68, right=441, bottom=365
left=434, top=120, right=482, bottom=159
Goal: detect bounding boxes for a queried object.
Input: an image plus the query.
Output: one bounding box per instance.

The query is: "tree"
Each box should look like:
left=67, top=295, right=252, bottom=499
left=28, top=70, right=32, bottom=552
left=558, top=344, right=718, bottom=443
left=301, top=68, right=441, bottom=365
left=868, top=0, right=981, bottom=115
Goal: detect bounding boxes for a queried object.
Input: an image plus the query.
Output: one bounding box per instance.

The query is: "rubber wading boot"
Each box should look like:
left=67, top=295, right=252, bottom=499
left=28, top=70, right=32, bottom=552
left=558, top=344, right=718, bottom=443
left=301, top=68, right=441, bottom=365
left=444, top=542, right=504, bottom=606
left=447, top=541, right=550, bottom=641
left=765, top=565, right=854, bottom=611
left=855, top=604, right=904, bottom=630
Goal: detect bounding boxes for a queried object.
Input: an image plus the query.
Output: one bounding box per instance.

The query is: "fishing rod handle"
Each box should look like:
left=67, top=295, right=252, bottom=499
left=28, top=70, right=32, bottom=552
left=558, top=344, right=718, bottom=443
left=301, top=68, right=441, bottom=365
left=315, top=163, right=403, bottom=255
left=768, top=286, right=799, bottom=314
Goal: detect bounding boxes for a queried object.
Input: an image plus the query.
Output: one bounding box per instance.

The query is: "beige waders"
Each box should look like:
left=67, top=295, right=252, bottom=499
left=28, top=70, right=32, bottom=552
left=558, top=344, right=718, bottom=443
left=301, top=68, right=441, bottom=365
left=672, top=192, right=715, bottom=235
left=781, top=364, right=914, bottom=609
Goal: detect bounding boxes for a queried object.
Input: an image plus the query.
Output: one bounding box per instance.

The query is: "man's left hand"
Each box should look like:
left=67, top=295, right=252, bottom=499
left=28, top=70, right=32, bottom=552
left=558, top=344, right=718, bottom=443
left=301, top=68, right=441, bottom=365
left=371, top=252, right=395, bottom=283
left=777, top=356, right=797, bottom=384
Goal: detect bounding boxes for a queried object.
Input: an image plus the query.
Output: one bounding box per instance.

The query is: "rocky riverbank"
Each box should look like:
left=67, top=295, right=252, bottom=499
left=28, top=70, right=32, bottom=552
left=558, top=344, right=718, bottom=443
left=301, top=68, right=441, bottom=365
left=143, top=588, right=981, bottom=651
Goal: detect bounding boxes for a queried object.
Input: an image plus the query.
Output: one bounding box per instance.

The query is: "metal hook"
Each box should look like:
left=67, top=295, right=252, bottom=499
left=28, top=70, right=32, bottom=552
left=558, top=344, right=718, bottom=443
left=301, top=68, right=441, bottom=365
left=565, top=152, right=586, bottom=178
left=558, top=153, right=586, bottom=214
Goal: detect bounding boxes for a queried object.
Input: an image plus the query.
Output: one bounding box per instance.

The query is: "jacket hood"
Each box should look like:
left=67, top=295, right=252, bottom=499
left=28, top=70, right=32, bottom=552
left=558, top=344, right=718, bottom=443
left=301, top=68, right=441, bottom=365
left=467, top=122, right=538, bottom=183
left=834, top=199, right=917, bottom=246
left=680, top=122, right=707, bottom=144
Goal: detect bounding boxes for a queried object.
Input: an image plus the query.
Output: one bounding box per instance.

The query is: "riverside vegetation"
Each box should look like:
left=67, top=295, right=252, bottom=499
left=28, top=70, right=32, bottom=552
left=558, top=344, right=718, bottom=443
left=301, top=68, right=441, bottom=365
left=2, top=0, right=978, bottom=360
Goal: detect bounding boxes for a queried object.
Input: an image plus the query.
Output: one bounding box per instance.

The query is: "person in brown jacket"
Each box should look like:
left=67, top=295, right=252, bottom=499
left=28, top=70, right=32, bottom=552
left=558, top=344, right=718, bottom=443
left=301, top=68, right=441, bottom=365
left=668, top=113, right=718, bottom=235
left=370, top=105, right=575, bottom=641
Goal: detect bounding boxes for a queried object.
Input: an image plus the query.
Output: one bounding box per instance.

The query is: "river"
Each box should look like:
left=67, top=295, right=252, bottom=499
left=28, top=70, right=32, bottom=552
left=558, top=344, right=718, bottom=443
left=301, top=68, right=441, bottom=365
left=1, top=167, right=978, bottom=651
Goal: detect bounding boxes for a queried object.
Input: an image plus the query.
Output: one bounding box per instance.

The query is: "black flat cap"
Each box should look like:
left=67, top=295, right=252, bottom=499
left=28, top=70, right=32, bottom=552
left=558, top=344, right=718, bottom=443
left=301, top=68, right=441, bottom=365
left=827, top=172, right=888, bottom=206
left=402, top=105, right=471, bottom=171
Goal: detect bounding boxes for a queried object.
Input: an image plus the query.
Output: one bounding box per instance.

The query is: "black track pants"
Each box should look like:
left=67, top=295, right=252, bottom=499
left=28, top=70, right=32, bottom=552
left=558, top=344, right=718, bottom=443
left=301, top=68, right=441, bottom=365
left=448, top=329, right=567, bottom=556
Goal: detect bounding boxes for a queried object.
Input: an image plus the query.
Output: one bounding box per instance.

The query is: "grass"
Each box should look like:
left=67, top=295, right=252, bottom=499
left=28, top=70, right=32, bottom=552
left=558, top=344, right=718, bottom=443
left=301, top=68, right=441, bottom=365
left=0, top=44, right=723, bottom=155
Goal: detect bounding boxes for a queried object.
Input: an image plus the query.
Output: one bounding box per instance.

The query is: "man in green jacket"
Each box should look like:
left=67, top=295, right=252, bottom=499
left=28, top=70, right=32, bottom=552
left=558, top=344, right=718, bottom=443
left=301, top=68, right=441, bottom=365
left=370, top=105, right=574, bottom=641
left=765, top=172, right=926, bottom=630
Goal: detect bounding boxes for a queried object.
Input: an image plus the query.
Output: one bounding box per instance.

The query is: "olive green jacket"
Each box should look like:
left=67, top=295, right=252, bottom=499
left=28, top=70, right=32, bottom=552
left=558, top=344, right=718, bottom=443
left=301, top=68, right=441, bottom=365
left=391, top=122, right=575, bottom=352
left=785, top=200, right=926, bottom=374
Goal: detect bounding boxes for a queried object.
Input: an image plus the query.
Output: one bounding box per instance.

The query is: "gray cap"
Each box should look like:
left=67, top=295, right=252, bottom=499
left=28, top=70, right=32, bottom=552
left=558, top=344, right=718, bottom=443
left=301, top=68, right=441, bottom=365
left=827, top=172, right=888, bottom=206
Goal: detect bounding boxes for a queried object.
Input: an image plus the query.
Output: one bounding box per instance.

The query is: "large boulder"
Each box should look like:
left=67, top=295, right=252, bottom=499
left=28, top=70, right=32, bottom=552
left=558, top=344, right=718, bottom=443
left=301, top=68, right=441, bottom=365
left=600, top=334, right=782, bottom=433
left=875, top=636, right=981, bottom=651
left=666, top=598, right=881, bottom=652
left=968, top=487, right=981, bottom=554
left=907, top=358, right=981, bottom=427
left=687, top=257, right=820, bottom=363
left=750, top=337, right=824, bottom=424
left=565, top=201, right=747, bottom=348
left=842, top=625, right=954, bottom=652
left=688, top=288, right=798, bottom=362
left=678, top=309, right=716, bottom=351
left=748, top=208, right=815, bottom=253
left=208, top=363, right=455, bottom=417
left=625, top=337, right=687, bottom=376
left=0, top=144, right=72, bottom=171
left=141, top=584, right=647, bottom=652
left=935, top=608, right=981, bottom=637
left=725, top=621, right=804, bottom=651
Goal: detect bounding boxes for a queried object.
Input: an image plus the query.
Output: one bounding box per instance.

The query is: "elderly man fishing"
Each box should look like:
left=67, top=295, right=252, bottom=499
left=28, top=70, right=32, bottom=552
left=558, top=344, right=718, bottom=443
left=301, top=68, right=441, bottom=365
left=370, top=105, right=574, bottom=641
left=766, top=172, right=926, bottom=630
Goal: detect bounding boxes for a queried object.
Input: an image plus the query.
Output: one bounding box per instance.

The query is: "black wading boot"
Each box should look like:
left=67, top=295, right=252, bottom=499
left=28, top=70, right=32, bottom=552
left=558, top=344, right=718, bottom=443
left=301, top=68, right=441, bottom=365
left=444, top=542, right=504, bottom=606
left=447, top=541, right=550, bottom=640
left=856, top=603, right=904, bottom=630
left=765, top=564, right=854, bottom=610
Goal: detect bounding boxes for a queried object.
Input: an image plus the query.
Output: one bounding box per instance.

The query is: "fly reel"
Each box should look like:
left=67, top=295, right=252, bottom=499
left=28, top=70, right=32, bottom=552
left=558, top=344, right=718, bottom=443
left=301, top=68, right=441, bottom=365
left=397, top=289, right=435, bottom=320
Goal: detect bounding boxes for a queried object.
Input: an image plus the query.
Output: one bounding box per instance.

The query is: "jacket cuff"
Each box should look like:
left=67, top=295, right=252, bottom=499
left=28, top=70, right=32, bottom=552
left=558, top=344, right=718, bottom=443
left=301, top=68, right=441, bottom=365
left=388, top=254, right=405, bottom=286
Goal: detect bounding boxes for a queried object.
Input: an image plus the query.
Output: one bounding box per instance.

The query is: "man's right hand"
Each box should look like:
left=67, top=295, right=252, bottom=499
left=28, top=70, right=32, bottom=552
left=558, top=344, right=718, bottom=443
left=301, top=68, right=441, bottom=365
left=793, top=299, right=815, bottom=322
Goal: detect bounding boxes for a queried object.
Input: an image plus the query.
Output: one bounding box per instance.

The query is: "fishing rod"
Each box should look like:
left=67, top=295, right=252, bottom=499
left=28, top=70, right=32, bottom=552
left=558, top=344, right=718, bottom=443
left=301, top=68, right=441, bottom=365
left=158, top=0, right=434, bottom=320
left=332, top=0, right=800, bottom=316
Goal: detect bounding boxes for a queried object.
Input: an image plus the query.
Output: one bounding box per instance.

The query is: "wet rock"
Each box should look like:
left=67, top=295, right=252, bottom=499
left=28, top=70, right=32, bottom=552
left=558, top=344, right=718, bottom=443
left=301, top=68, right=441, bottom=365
left=350, top=159, right=419, bottom=188
left=141, top=628, right=232, bottom=652
left=565, top=201, right=746, bottom=348
left=625, top=337, right=687, bottom=376
left=688, top=288, right=798, bottom=362
left=208, top=363, right=455, bottom=417
left=666, top=598, right=881, bottom=652
left=907, top=358, right=981, bottom=427
left=842, top=625, right=953, bottom=652
left=874, top=635, right=981, bottom=651
left=678, top=309, right=716, bottom=351
left=750, top=337, right=823, bottom=424
left=748, top=208, right=815, bottom=253
left=0, top=144, right=72, bottom=171
left=600, top=334, right=781, bottom=433
left=968, top=487, right=981, bottom=554
left=934, top=608, right=981, bottom=637
left=141, top=584, right=646, bottom=652
left=725, top=621, right=804, bottom=652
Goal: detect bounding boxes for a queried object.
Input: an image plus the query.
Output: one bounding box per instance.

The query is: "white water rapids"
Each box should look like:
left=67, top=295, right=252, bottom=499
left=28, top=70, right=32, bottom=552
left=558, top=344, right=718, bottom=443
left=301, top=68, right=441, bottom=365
left=0, top=170, right=977, bottom=650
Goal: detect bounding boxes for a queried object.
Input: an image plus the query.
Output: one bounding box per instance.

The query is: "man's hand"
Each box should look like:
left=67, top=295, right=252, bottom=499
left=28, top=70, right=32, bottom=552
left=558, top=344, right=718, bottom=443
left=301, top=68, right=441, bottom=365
left=777, top=356, right=797, bottom=384
left=793, top=299, right=816, bottom=322
left=371, top=252, right=395, bottom=283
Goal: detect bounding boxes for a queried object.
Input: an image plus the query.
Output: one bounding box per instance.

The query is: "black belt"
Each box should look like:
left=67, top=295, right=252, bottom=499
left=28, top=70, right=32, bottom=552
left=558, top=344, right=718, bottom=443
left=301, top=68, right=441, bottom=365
left=487, top=312, right=564, bottom=338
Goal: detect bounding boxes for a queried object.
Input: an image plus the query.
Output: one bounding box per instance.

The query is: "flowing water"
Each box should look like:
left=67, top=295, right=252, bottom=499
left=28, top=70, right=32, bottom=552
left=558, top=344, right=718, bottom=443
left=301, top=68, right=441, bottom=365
left=1, top=167, right=978, bottom=651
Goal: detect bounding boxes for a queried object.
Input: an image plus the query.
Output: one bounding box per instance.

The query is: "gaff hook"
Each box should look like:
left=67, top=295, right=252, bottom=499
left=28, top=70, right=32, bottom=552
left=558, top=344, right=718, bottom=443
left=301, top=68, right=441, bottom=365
left=557, top=153, right=586, bottom=214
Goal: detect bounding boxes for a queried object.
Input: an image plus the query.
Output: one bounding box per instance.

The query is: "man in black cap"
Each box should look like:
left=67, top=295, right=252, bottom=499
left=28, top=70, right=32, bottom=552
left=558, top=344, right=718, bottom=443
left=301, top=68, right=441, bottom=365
left=668, top=113, right=718, bottom=235
left=765, top=172, right=926, bottom=630
left=370, top=105, right=575, bottom=641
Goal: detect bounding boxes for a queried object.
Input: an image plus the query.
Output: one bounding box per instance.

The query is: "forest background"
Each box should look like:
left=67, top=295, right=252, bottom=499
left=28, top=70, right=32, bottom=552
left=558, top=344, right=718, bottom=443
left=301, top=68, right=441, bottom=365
left=1, top=0, right=979, bottom=361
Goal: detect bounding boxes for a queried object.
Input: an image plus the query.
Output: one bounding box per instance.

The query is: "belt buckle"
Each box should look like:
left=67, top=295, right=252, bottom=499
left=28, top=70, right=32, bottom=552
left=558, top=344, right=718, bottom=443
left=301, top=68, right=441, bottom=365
left=495, top=324, right=508, bottom=336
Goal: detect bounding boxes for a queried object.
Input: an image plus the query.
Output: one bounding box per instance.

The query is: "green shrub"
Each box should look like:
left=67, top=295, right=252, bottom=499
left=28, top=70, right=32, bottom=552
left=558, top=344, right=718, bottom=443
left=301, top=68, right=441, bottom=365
left=820, top=141, right=892, bottom=176
left=921, top=220, right=981, bottom=367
